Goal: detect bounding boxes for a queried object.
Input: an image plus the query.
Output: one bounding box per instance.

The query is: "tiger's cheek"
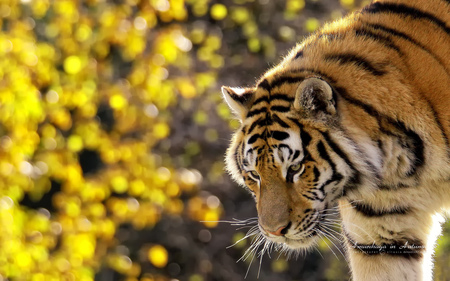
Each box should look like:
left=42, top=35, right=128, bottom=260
left=244, top=178, right=259, bottom=201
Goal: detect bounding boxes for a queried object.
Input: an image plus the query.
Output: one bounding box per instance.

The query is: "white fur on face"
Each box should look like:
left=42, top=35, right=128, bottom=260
left=243, top=129, right=305, bottom=182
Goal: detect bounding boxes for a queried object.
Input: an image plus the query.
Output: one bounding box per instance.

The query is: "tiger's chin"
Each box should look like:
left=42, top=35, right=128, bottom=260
left=283, top=236, right=319, bottom=249
left=265, top=232, right=320, bottom=250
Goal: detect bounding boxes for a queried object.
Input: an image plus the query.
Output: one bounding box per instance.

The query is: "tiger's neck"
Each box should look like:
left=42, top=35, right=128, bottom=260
left=333, top=94, right=449, bottom=281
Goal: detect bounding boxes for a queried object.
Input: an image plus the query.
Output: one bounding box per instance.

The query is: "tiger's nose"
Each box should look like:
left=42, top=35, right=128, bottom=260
left=265, top=222, right=291, bottom=236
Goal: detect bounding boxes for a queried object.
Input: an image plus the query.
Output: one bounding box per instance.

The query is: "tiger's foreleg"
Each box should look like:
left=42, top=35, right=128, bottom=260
left=339, top=200, right=444, bottom=281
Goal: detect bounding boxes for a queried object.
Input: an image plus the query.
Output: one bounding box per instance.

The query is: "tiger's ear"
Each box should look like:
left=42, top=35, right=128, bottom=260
left=294, top=78, right=336, bottom=117
left=221, top=86, right=255, bottom=120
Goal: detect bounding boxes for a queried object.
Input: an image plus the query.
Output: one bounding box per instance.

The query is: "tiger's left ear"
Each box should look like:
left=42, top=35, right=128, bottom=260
left=294, top=78, right=336, bottom=117
left=221, top=86, right=255, bottom=120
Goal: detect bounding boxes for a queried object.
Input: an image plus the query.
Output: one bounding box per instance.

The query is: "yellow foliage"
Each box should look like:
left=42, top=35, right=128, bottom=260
left=0, top=0, right=392, bottom=280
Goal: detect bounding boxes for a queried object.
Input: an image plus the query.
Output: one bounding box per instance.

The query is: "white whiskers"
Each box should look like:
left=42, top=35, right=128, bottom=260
left=206, top=202, right=367, bottom=278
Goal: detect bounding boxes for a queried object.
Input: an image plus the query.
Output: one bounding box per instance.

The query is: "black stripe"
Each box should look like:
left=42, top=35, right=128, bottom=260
left=270, top=106, right=290, bottom=113
left=366, top=26, right=449, bottom=148
left=287, top=117, right=303, bottom=129
left=247, top=117, right=262, bottom=134
left=257, top=147, right=264, bottom=157
left=248, top=134, right=261, bottom=144
left=261, top=116, right=273, bottom=127
left=287, top=117, right=314, bottom=157
left=378, top=183, right=412, bottom=190
left=269, top=76, right=305, bottom=90
left=269, top=94, right=295, bottom=103
left=354, top=28, right=402, bottom=54
left=312, top=166, right=320, bottom=181
left=317, top=141, right=338, bottom=175
left=242, top=125, right=248, bottom=135
left=294, top=50, right=303, bottom=59
left=235, top=141, right=246, bottom=176
left=335, top=86, right=425, bottom=176
left=343, top=229, right=424, bottom=259
left=287, top=117, right=307, bottom=150
left=297, top=211, right=314, bottom=230
left=351, top=201, right=410, bottom=217
left=271, top=131, right=290, bottom=141
left=364, top=24, right=450, bottom=149
left=280, top=69, right=424, bottom=178
left=266, top=68, right=337, bottom=92
left=248, top=115, right=277, bottom=132
left=247, top=130, right=293, bottom=145
left=286, top=171, right=295, bottom=183
left=292, top=150, right=300, bottom=161
left=234, top=151, right=243, bottom=174
left=225, top=88, right=254, bottom=104
left=418, top=94, right=450, bottom=151
left=321, top=132, right=358, bottom=177
left=320, top=173, right=344, bottom=194
left=246, top=107, right=267, bottom=118
left=319, top=132, right=359, bottom=192
left=278, top=144, right=293, bottom=155
left=363, top=2, right=450, bottom=35
left=247, top=115, right=290, bottom=133
left=301, top=213, right=318, bottom=230
left=300, top=130, right=312, bottom=148
left=253, top=117, right=271, bottom=130
left=324, top=53, right=386, bottom=76
left=326, top=130, right=379, bottom=181
left=272, top=114, right=290, bottom=128
left=306, top=190, right=324, bottom=201
left=252, top=96, right=270, bottom=106
left=257, top=79, right=271, bottom=91
left=364, top=23, right=449, bottom=73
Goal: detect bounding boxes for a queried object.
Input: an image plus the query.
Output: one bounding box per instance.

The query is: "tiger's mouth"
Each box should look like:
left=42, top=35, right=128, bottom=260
left=259, top=207, right=332, bottom=249
left=281, top=232, right=320, bottom=249
left=261, top=223, right=321, bottom=249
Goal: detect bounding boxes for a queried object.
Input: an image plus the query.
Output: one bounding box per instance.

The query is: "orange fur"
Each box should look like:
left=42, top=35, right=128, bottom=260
left=222, top=1, right=450, bottom=280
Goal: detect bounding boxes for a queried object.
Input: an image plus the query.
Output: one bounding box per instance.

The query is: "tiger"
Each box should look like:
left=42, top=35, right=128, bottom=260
left=221, top=0, right=450, bottom=280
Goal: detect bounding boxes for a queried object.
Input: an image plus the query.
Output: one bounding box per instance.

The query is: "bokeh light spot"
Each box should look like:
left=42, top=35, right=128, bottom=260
left=45, top=90, right=59, bottom=103
left=111, top=176, right=128, bottom=194
left=15, top=252, right=32, bottom=268
left=109, top=94, right=128, bottom=110
left=153, top=123, right=170, bottom=139
left=202, top=209, right=219, bottom=228
left=148, top=245, right=168, bottom=268
left=271, top=258, right=288, bottom=273
left=67, top=135, right=83, bottom=152
left=210, top=4, right=227, bottom=20
left=63, top=56, right=82, bottom=74
left=305, top=17, right=320, bottom=32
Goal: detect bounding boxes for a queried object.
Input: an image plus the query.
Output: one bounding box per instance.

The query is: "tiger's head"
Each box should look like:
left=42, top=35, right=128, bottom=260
left=222, top=77, right=361, bottom=250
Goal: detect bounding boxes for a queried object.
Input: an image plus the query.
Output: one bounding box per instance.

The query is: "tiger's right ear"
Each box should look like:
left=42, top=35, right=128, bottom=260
left=221, top=86, right=255, bottom=120
left=294, top=78, right=336, bottom=117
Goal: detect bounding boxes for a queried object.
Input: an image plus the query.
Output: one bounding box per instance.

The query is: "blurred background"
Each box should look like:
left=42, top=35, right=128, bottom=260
left=0, top=0, right=449, bottom=280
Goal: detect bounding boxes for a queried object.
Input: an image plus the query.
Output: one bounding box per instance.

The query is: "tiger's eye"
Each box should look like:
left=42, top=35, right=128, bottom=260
left=290, top=163, right=303, bottom=171
left=249, top=170, right=260, bottom=180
